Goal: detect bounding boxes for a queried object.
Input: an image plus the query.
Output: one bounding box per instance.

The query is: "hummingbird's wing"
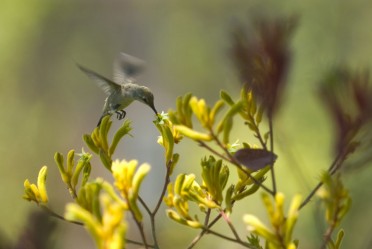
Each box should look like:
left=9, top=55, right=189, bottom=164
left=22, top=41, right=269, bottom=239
left=113, top=53, right=145, bottom=83
left=77, top=64, right=120, bottom=95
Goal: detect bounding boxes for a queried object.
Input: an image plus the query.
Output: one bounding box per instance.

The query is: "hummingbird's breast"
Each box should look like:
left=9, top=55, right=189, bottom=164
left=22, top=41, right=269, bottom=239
left=104, top=90, right=134, bottom=114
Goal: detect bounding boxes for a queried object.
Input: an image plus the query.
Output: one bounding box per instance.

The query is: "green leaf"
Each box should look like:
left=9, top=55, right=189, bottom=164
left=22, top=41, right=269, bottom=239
left=81, top=163, right=91, bottom=187
left=220, top=90, right=235, bottom=106
left=54, top=152, right=69, bottom=184
left=168, top=153, right=179, bottom=175
left=217, top=101, right=243, bottom=134
left=232, top=182, right=260, bottom=201
left=225, top=185, right=234, bottom=214
left=99, top=150, right=112, bottom=171
left=67, top=150, right=75, bottom=174
left=209, top=99, right=225, bottom=126
left=71, top=153, right=92, bottom=188
left=256, top=105, right=265, bottom=125
left=174, top=125, right=212, bottom=141
left=99, top=116, right=111, bottom=152
left=109, top=120, right=132, bottom=155
left=160, top=124, right=175, bottom=163
left=223, top=116, right=233, bottom=144
left=83, top=134, right=99, bottom=154
left=246, top=234, right=263, bottom=249
left=334, top=229, right=345, bottom=249
left=37, top=166, right=48, bottom=203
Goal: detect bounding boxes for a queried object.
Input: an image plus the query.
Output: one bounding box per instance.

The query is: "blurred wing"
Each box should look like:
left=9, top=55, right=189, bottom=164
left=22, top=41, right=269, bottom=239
left=113, top=53, right=145, bottom=83
left=234, top=148, right=277, bottom=171
left=77, top=64, right=120, bottom=95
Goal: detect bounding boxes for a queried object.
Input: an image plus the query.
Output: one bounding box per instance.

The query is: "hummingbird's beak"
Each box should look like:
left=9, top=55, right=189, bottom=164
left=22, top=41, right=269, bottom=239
left=152, top=106, right=158, bottom=114
left=150, top=103, right=158, bottom=114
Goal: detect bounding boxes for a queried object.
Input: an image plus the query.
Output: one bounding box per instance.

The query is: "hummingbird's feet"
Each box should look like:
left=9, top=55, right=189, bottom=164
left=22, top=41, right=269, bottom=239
left=115, top=110, right=126, bottom=120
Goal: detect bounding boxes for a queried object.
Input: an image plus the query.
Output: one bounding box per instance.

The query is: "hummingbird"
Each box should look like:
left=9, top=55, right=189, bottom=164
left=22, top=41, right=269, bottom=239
left=77, top=53, right=158, bottom=126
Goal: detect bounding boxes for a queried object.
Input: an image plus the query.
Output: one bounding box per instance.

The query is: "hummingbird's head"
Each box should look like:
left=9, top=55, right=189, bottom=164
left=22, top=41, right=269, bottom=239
left=134, top=86, right=158, bottom=114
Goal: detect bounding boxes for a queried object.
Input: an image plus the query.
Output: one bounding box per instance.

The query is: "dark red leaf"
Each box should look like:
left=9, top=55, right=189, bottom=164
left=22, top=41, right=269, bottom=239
left=234, top=148, right=277, bottom=171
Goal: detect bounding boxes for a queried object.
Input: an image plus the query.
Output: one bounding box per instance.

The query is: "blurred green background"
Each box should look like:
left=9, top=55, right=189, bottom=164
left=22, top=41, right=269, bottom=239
left=1, top=0, right=372, bottom=248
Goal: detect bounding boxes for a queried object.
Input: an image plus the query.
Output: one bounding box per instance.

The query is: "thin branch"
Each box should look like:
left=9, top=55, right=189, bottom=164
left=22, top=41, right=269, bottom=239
left=137, top=159, right=172, bottom=249
left=190, top=218, right=253, bottom=248
left=204, top=208, right=212, bottom=227
left=138, top=196, right=152, bottom=216
left=187, top=209, right=212, bottom=249
left=187, top=229, right=204, bottom=248
left=246, top=114, right=267, bottom=150
left=133, top=217, right=150, bottom=249
left=299, top=182, right=323, bottom=210
left=153, top=161, right=172, bottom=216
left=41, top=205, right=83, bottom=226
left=200, top=226, right=252, bottom=248
left=254, top=131, right=267, bottom=150
left=187, top=212, right=222, bottom=249
left=188, top=198, right=243, bottom=249
left=220, top=210, right=240, bottom=241
left=198, top=140, right=231, bottom=162
left=268, top=115, right=277, bottom=195
left=150, top=160, right=172, bottom=248
left=128, top=206, right=149, bottom=249
left=126, top=239, right=155, bottom=248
